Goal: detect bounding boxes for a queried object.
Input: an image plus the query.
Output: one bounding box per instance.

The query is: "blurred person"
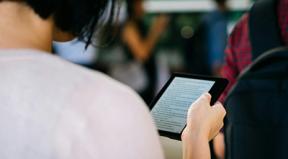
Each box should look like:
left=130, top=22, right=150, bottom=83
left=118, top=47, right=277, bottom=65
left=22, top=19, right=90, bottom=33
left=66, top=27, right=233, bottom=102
left=53, top=39, right=98, bottom=69
left=0, top=1, right=226, bottom=159
left=53, top=40, right=109, bottom=73
left=216, top=0, right=288, bottom=158
left=184, top=0, right=228, bottom=76
left=219, top=0, right=288, bottom=109
left=121, top=0, right=169, bottom=104
left=203, top=0, right=229, bottom=76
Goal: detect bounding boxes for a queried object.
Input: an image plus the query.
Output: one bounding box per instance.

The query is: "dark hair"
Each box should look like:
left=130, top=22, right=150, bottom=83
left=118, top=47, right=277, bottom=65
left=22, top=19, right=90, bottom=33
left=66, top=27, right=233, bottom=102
left=214, top=0, right=227, bottom=5
left=126, top=0, right=134, bottom=18
left=126, top=0, right=139, bottom=19
left=21, top=0, right=118, bottom=46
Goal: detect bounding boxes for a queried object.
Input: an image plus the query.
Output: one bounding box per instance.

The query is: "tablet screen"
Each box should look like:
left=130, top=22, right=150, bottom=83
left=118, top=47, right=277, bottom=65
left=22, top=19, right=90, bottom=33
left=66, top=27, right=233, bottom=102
left=151, top=77, right=215, bottom=133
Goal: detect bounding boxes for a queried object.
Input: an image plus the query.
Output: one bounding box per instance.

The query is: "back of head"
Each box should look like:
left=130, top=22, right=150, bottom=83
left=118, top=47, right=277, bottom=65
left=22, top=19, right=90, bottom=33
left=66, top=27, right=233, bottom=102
left=11, top=0, right=118, bottom=46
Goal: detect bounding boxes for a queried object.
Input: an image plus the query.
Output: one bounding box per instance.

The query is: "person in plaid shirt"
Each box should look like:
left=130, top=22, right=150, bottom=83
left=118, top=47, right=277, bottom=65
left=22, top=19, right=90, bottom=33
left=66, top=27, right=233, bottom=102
left=220, top=0, right=288, bottom=102
left=214, top=0, right=288, bottom=158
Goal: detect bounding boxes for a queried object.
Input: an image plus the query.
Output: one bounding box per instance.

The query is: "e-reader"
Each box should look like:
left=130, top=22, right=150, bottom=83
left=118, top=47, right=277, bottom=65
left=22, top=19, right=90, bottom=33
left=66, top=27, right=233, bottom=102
left=150, top=73, right=228, bottom=140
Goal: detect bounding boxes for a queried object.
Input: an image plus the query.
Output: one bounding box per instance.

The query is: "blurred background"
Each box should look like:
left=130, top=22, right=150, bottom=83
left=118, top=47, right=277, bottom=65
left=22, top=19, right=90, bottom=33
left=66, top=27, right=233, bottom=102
left=53, top=0, right=254, bottom=105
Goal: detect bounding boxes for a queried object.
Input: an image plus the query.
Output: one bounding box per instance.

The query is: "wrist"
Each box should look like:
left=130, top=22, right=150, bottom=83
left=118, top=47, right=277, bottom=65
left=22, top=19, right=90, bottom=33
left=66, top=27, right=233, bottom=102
left=182, top=128, right=210, bottom=159
left=182, top=127, right=209, bottom=144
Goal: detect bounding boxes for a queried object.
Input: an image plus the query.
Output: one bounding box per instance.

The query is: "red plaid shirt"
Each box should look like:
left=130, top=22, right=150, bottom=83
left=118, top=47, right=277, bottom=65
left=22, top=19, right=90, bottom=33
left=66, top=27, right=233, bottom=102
left=220, top=0, right=288, bottom=102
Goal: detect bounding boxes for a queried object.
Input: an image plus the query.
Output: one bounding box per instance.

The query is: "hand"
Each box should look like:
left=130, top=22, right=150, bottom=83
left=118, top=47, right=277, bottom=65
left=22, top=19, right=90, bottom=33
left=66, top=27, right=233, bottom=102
left=151, top=14, right=170, bottom=35
left=181, top=93, right=226, bottom=159
left=182, top=93, right=226, bottom=142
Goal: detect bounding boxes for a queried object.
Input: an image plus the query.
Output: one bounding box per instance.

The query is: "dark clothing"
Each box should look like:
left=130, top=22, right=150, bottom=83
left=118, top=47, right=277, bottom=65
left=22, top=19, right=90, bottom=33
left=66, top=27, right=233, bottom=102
left=220, top=0, right=288, bottom=102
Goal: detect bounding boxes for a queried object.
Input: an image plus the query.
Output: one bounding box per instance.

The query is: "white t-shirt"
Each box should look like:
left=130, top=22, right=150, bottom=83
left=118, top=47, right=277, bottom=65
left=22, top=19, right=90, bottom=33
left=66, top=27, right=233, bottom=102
left=0, top=49, right=164, bottom=159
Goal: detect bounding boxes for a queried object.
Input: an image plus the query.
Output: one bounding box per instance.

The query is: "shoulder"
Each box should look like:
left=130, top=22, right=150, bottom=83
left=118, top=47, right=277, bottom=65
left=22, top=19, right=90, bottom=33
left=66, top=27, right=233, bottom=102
left=54, top=70, right=164, bottom=159
left=0, top=49, right=164, bottom=159
left=1, top=49, right=148, bottom=111
left=226, top=13, right=252, bottom=64
left=229, top=14, right=250, bottom=45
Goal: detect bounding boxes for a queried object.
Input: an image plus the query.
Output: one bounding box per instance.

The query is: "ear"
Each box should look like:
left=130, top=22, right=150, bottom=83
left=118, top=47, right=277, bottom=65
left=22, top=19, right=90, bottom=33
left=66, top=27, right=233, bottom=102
left=53, top=27, right=75, bottom=42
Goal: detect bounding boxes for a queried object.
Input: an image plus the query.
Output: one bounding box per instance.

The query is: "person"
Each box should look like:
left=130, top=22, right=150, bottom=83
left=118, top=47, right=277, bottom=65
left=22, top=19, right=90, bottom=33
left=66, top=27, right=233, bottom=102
left=184, top=0, right=228, bottom=76
left=202, top=0, right=228, bottom=76
left=121, top=0, right=169, bottom=104
left=0, top=0, right=225, bottom=159
left=220, top=0, right=288, bottom=102
left=214, top=0, right=288, bottom=158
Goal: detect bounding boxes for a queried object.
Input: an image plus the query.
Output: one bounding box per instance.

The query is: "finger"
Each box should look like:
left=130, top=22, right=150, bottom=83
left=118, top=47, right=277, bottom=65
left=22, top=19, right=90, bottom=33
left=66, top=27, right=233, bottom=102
left=212, top=102, right=226, bottom=119
left=196, top=93, right=212, bottom=106
left=220, top=122, right=224, bottom=129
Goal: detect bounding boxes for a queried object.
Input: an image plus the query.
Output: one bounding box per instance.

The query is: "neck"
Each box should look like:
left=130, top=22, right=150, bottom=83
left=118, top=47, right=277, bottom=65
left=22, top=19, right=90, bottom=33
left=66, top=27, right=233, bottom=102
left=0, top=2, right=54, bottom=52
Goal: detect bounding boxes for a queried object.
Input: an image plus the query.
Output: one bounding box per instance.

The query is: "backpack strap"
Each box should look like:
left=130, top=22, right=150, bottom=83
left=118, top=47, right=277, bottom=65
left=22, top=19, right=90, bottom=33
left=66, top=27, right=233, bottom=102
left=249, top=0, right=283, bottom=60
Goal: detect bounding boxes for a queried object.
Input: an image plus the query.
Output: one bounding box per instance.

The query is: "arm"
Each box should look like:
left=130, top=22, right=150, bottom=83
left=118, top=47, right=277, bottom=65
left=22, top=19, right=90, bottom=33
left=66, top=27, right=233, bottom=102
left=182, top=130, right=210, bottom=159
left=182, top=93, right=226, bottom=159
left=219, top=43, right=239, bottom=102
left=122, top=15, right=169, bottom=62
left=219, top=14, right=250, bottom=103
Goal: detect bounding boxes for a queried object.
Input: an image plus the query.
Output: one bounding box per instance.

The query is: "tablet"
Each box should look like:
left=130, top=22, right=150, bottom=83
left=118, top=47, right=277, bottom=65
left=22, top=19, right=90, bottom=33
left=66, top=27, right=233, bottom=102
left=150, top=73, right=228, bottom=140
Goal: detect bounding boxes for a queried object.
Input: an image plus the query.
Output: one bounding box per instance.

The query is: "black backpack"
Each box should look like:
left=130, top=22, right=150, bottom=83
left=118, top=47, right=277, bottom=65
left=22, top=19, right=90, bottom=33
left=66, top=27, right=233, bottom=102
left=224, top=0, right=288, bottom=159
